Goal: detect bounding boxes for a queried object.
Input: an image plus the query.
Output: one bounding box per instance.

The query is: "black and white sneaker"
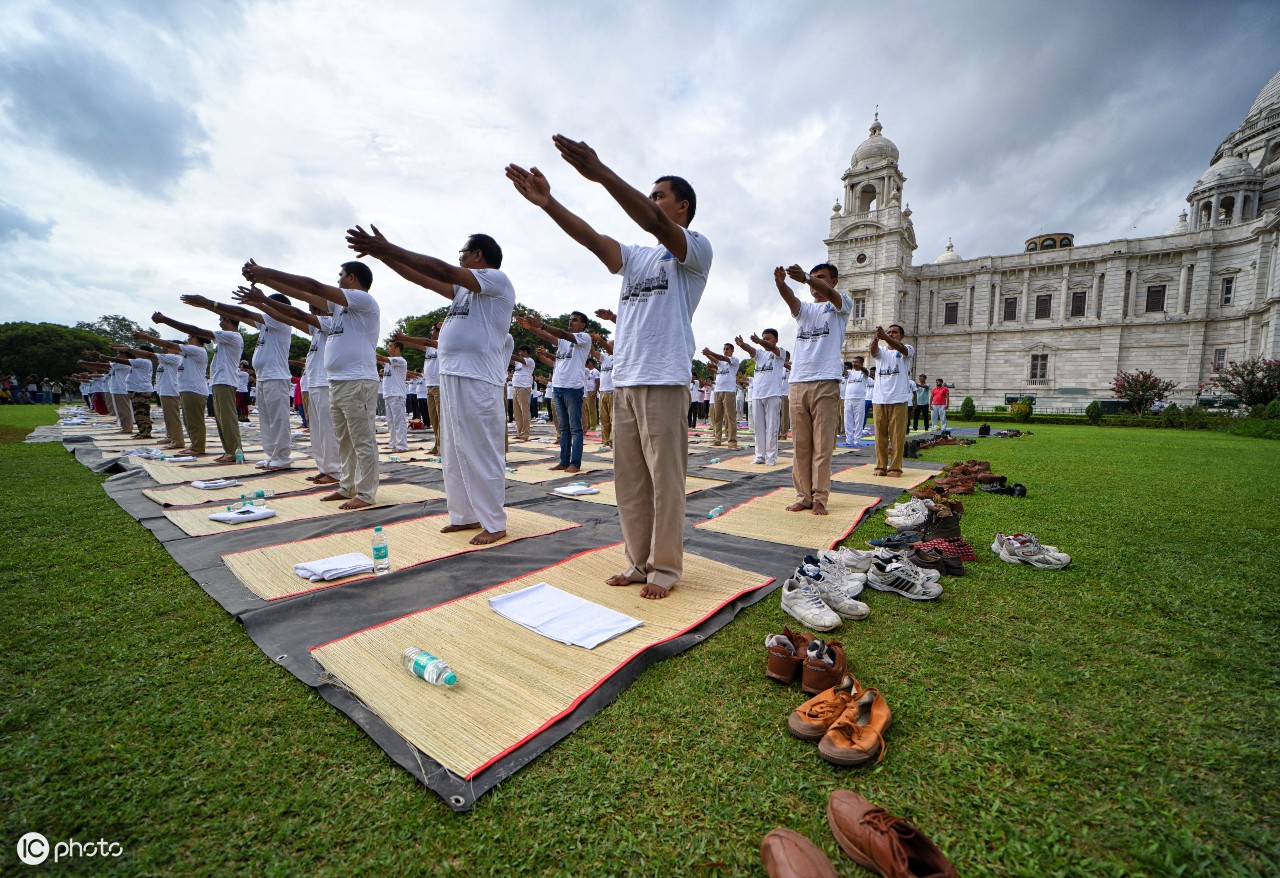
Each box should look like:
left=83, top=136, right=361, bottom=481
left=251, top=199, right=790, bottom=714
left=866, top=559, right=944, bottom=600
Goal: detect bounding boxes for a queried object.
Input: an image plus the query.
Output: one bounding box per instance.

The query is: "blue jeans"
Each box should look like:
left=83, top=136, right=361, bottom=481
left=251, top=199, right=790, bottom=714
left=553, top=387, right=584, bottom=467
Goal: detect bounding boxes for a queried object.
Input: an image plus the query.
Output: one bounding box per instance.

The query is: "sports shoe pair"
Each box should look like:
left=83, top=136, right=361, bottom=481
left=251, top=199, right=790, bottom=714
left=780, top=560, right=870, bottom=631
left=992, top=533, right=1070, bottom=568
left=787, top=674, right=892, bottom=766
left=767, top=632, right=851, bottom=695
left=760, top=790, right=956, bottom=878
left=866, top=555, right=944, bottom=600
left=885, top=498, right=933, bottom=529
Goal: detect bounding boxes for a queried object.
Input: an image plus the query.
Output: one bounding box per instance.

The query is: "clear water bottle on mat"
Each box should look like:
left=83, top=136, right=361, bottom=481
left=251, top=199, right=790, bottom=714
left=234, top=446, right=244, bottom=464
left=401, top=647, right=457, bottom=686
left=372, top=526, right=390, bottom=575
left=243, top=489, right=275, bottom=500
left=708, top=505, right=726, bottom=518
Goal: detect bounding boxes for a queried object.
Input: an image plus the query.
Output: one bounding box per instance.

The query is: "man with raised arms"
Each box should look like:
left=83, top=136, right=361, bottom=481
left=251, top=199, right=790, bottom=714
left=734, top=330, right=785, bottom=466
left=774, top=262, right=852, bottom=516
left=346, top=227, right=514, bottom=545
left=869, top=324, right=914, bottom=477
left=507, top=136, right=712, bottom=599
left=240, top=260, right=379, bottom=508
left=701, top=343, right=742, bottom=449
left=516, top=311, right=591, bottom=473
left=148, top=312, right=214, bottom=456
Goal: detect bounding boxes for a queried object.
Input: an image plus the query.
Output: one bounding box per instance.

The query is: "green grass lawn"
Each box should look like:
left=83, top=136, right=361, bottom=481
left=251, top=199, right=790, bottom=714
left=2, top=409, right=1277, bottom=876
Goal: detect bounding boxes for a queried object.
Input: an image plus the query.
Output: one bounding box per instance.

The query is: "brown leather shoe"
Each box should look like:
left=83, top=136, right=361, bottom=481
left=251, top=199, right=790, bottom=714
left=817, top=688, right=891, bottom=766
left=766, top=627, right=814, bottom=684
left=826, top=789, right=956, bottom=877
left=760, top=828, right=839, bottom=878
left=788, top=674, right=861, bottom=741
left=801, top=640, right=847, bottom=695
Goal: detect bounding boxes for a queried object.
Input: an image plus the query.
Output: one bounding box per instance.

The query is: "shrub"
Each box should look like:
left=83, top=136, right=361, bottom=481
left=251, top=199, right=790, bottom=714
left=1228, top=419, right=1280, bottom=440
left=1010, top=399, right=1033, bottom=423
left=959, top=396, right=976, bottom=420
left=993, top=405, right=1007, bottom=413
left=1211, top=357, right=1280, bottom=406
left=1161, top=402, right=1183, bottom=428
left=1266, top=399, right=1280, bottom=420
left=1111, top=369, right=1178, bottom=414
left=1085, top=401, right=1102, bottom=425
left=1182, top=405, right=1208, bottom=430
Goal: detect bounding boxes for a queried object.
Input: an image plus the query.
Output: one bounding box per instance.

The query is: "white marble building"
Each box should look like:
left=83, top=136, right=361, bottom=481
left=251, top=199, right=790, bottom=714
left=827, top=70, right=1280, bottom=409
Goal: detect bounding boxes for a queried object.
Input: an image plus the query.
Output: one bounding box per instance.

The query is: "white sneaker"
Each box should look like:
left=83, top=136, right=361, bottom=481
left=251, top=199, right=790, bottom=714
left=779, top=577, right=841, bottom=631
left=992, top=533, right=1071, bottom=569
left=797, top=560, right=869, bottom=620
left=824, top=547, right=876, bottom=573
left=886, top=498, right=932, bottom=529
left=804, top=553, right=867, bottom=598
left=871, top=547, right=941, bottom=582
left=866, top=559, right=944, bottom=600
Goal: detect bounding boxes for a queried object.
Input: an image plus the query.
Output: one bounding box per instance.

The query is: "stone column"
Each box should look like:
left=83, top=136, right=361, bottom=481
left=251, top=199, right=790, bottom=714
left=1092, top=272, right=1103, bottom=319
left=1060, top=265, right=1070, bottom=320
left=1022, top=271, right=1031, bottom=324
left=1210, top=193, right=1221, bottom=227
left=1178, top=263, right=1190, bottom=314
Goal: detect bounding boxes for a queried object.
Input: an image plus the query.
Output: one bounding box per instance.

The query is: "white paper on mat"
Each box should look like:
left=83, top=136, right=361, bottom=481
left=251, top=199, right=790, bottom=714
left=488, top=582, right=643, bottom=649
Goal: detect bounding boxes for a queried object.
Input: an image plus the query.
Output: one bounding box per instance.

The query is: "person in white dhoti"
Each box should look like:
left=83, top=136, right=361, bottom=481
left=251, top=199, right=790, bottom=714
left=346, top=225, right=515, bottom=545
left=376, top=341, right=410, bottom=453
left=735, top=331, right=786, bottom=465
left=841, top=357, right=869, bottom=447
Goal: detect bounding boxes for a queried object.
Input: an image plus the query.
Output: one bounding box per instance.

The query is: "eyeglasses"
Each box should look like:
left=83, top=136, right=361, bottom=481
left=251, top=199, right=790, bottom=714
left=458, top=248, right=476, bottom=256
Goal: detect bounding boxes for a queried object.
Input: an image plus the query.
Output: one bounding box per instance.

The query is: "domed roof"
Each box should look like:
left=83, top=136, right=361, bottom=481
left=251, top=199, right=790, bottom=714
left=852, top=115, right=899, bottom=167
left=1246, top=69, right=1280, bottom=118
left=1166, top=211, right=1190, bottom=235
left=1194, top=153, right=1261, bottom=188
left=934, top=238, right=963, bottom=264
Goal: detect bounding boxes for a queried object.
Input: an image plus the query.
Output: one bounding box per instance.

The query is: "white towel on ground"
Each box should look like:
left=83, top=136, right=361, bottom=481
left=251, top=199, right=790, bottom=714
left=191, top=478, right=243, bottom=489
left=488, top=582, right=643, bottom=649
left=552, top=484, right=600, bottom=496
left=207, top=506, right=277, bottom=523
left=293, top=552, right=375, bottom=582
left=164, top=455, right=196, bottom=462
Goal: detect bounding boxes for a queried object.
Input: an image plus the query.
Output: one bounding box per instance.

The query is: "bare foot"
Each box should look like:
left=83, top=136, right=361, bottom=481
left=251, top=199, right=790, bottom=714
left=321, top=492, right=349, bottom=502
left=313, top=474, right=339, bottom=485
left=441, top=522, right=482, bottom=533
left=550, top=463, right=569, bottom=471
left=214, top=455, right=237, bottom=463
left=786, top=501, right=812, bottom=512
left=605, top=573, right=641, bottom=587
left=641, top=583, right=671, bottom=600
left=469, top=529, right=507, bottom=545
left=304, top=473, right=322, bottom=481
left=811, top=501, right=829, bottom=516
left=565, top=465, right=580, bottom=474
left=339, top=498, right=373, bottom=510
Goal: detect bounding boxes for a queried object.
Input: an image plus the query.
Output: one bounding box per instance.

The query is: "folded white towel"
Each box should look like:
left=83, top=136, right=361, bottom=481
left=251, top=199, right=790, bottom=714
left=60, top=418, right=88, bottom=425
left=207, top=506, right=277, bottom=523
left=553, top=484, right=600, bottom=496
left=165, top=455, right=196, bottom=462
left=191, top=478, right=243, bottom=490
left=488, top=582, right=643, bottom=649
left=293, top=552, right=375, bottom=582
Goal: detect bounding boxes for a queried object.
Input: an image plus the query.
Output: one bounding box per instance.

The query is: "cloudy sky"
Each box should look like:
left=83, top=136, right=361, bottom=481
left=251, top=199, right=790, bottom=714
left=2, top=0, right=1278, bottom=351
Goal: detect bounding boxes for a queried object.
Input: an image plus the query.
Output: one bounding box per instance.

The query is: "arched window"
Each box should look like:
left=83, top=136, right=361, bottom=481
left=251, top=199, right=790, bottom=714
left=1060, top=237, right=1072, bottom=248
left=1041, top=238, right=1057, bottom=250
left=1199, top=201, right=1213, bottom=228
left=1027, top=242, right=1038, bottom=251
left=1218, top=195, right=1236, bottom=225
left=856, top=184, right=878, bottom=213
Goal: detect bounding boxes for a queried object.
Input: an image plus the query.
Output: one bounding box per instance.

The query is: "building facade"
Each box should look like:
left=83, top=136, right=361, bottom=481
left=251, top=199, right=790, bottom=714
left=826, top=71, right=1280, bottom=409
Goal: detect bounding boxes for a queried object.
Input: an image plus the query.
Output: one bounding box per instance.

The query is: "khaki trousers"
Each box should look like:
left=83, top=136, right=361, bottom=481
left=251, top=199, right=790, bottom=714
left=113, top=393, right=134, bottom=431
left=714, top=391, right=737, bottom=445
left=789, top=380, right=841, bottom=507
left=599, top=391, right=613, bottom=445
left=612, top=385, right=688, bottom=591
left=873, top=402, right=909, bottom=474
left=585, top=390, right=599, bottom=430
left=211, top=384, right=242, bottom=456
left=159, top=395, right=183, bottom=446
left=330, top=379, right=379, bottom=504
left=779, top=399, right=790, bottom=440
left=513, top=386, right=531, bottom=439
left=426, top=385, right=442, bottom=454
left=179, top=392, right=207, bottom=452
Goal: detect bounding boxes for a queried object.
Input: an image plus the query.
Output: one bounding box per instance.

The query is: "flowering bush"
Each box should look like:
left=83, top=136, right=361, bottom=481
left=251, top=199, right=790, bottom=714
left=1211, top=358, right=1280, bottom=406
left=1111, top=370, right=1178, bottom=414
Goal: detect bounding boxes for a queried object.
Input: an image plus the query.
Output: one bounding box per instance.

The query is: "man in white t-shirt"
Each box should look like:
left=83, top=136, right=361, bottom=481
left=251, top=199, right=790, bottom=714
left=420, top=324, right=443, bottom=454
left=870, top=324, right=915, bottom=477
left=242, top=260, right=380, bottom=507
left=348, top=227, right=514, bottom=544
left=377, top=340, right=410, bottom=453
left=510, top=344, right=536, bottom=441
left=584, top=357, right=600, bottom=432
left=775, top=262, right=852, bottom=516
left=126, top=334, right=183, bottom=448
left=517, top=311, right=591, bottom=472
left=508, top=137, right=712, bottom=599
left=148, top=313, right=213, bottom=454
left=701, top=343, right=741, bottom=449
left=590, top=333, right=615, bottom=449
left=840, top=357, right=869, bottom=447
left=735, top=330, right=786, bottom=465
left=177, top=297, right=252, bottom=462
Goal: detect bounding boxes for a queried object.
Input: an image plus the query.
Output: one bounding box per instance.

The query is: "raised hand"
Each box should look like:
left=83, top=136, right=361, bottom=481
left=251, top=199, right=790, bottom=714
left=735, top=335, right=747, bottom=347
left=750, top=333, right=763, bottom=345
left=516, top=314, right=544, bottom=331
left=553, top=135, right=609, bottom=182
left=785, top=264, right=808, bottom=284
left=594, top=308, right=617, bottom=323
left=151, top=311, right=165, bottom=324
left=181, top=294, right=212, bottom=308
left=133, top=330, right=148, bottom=340
left=346, top=224, right=391, bottom=258
left=505, top=164, right=551, bottom=207
left=774, top=266, right=787, bottom=286
left=242, top=259, right=259, bottom=282
left=874, top=325, right=887, bottom=340
left=701, top=347, right=714, bottom=358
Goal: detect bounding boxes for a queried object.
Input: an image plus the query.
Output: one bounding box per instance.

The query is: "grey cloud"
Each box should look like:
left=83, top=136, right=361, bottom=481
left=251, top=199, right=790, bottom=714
left=0, top=44, right=208, bottom=196
left=0, top=200, right=55, bottom=243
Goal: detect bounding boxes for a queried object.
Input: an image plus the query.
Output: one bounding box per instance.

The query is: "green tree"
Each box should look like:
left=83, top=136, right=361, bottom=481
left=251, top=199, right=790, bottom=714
left=1211, top=357, right=1280, bottom=406
left=959, top=396, right=976, bottom=420
left=73, top=314, right=155, bottom=344
left=0, top=322, right=111, bottom=381
left=1111, top=369, right=1178, bottom=414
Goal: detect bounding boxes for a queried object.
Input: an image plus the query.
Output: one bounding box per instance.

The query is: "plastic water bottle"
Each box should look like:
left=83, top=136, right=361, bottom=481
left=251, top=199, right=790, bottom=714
left=708, top=457, right=721, bottom=464
left=226, top=499, right=264, bottom=511
left=234, top=446, right=244, bottom=464
left=372, top=526, right=390, bottom=575
left=389, top=454, right=402, bottom=462
left=242, top=489, right=275, bottom=500
left=401, top=647, right=456, bottom=686
left=505, top=467, right=517, bottom=473
left=708, top=505, right=726, bottom=518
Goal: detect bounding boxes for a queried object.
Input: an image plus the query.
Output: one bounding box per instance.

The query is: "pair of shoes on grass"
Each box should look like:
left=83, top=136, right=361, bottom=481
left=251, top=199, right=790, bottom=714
left=786, top=674, right=892, bottom=767
left=979, top=481, right=1027, bottom=496
left=765, top=628, right=848, bottom=696
left=992, top=533, right=1070, bottom=568
left=761, top=789, right=955, bottom=878
left=779, top=555, right=871, bottom=631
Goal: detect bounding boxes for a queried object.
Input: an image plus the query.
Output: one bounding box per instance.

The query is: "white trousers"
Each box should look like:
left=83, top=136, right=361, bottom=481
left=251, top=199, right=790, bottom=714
left=752, top=396, right=782, bottom=463
left=308, top=385, right=340, bottom=478
left=931, top=404, right=948, bottom=431
left=844, top=397, right=866, bottom=442
left=257, top=378, right=294, bottom=467
left=385, top=395, right=408, bottom=451
left=440, top=374, right=506, bottom=533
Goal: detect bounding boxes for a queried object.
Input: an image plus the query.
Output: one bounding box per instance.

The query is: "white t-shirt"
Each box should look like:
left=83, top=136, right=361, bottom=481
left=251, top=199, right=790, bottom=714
left=422, top=346, right=440, bottom=387
left=871, top=343, right=916, bottom=404
left=512, top=356, right=535, bottom=389
left=210, top=331, right=244, bottom=387
left=438, top=268, right=516, bottom=387
left=155, top=353, right=182, bottom=397
left=611, top=228, right=713, bottom=387
left=597, top=352, right=614, bottom=392
left=302, top=318, right=332, bottom=390
left=790, top=294, right=853, bottom=383
left=126, top=358, right=154, bottom=393
left=176, top=344, right=209, bottom=395
left=713, top=356, right=740, bottom=393
left=383, top=356, right=408, bottom=397
left=688, top=380, right=698, bottom=403
left=408, top=376, right=422, bottom=396
left=250, top=314, right=292, bottom=381
left=324, top=289, right=381, bottom=382
left=751, top=348, right=786, bottom=400
left=550, top=332, right=591, bottom=390
left=842, top=370, right=868, bottom=400
left=585, top=367, right=600, bottom=392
